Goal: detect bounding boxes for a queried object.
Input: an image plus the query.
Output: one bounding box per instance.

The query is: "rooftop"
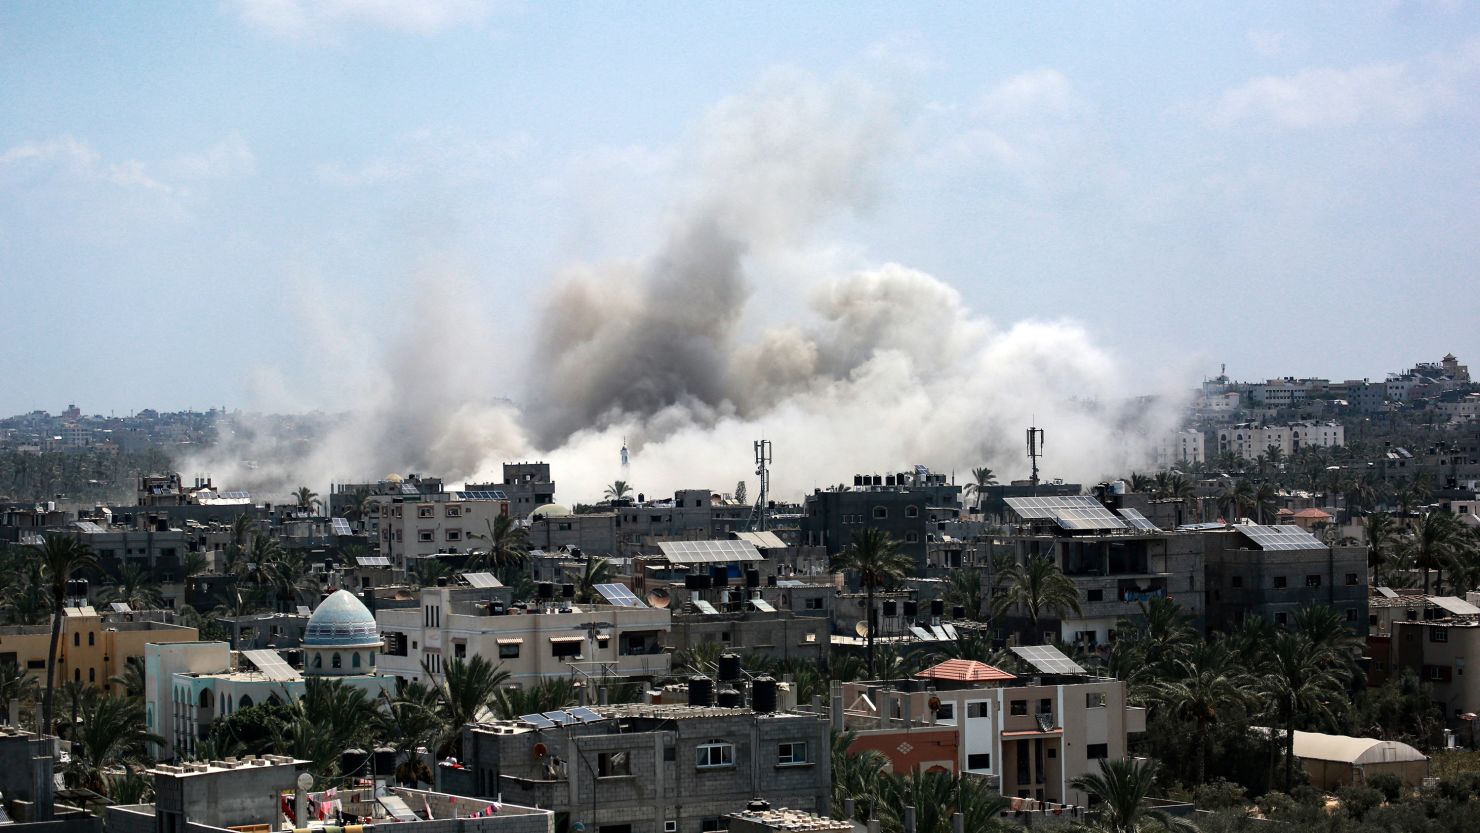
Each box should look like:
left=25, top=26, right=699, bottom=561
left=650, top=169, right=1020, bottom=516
left=726, top=808, right=853, bottom=832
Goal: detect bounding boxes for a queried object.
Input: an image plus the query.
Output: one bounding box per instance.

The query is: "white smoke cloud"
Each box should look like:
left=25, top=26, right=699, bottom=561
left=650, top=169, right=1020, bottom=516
left=185, top=68, right=1189, bottom=506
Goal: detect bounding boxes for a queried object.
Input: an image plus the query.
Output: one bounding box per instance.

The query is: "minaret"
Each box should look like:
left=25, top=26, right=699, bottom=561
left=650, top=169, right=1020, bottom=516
left=620, top=437, right=630, bottom=476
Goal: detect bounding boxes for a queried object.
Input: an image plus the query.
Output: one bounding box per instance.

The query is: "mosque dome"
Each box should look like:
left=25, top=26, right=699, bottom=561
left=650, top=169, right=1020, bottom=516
left=304, top=590, right=380, bottom=648
left=529, top=503, right=573, bottom=521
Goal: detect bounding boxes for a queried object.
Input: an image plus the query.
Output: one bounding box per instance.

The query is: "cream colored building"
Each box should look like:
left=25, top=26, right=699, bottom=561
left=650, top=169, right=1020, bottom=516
left=374, top=490, right=512, bottom=566
left=0, top=607, right=197, bottom=695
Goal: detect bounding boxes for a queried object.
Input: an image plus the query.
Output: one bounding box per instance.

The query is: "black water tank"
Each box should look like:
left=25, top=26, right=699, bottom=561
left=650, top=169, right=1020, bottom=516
left=710, top=566, right=730, bottom=587
left=903, top=600, right=918, bottom=618
left=717, top=688, right=742, bottom=708
left=952, top=605, right=966, bottom=619
left=341, top=748, right=368, bottom=776
left=883, top=600, right=898, bottom=617
left=745, top=569, right=761, bottom=588
left=747, top=798, right=771, bottom=812
left=931, top=598, right=945, bottom=617
left=751, top=676, right=778, bottom=713
left=688, top=675, right=714, bottom=707
left=854, top=475, right=863, bottom=486
left=373, top=747, right=396, bottom=776
left=436, top=576, right=449, bottom=587
left=537, top=582, right=554, bottom=599
left=685, top=573, right=705, bottom=590
left=562, top=583, right=575, bottom=599
left=718, top=653, right=742, bottom=682
left=766, top=575, right=777, bottom=587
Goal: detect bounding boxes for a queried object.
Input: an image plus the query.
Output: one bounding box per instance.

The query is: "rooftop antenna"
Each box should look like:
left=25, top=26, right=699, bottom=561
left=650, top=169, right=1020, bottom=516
left=1026, top=425, right=1045, bottom=494
left=747, top=439, right=772, bottom=531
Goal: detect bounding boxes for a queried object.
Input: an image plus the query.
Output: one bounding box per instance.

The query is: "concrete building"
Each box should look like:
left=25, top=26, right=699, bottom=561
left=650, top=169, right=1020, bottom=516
left=376, top=585, right=670, bottom=688
left=147, top=590, right=395, bottom=761
left=0, top=728, right=100, bottom=833
left=1390, top=616, right=1480, bottom=726
left=468, top=462, right=557, bottom=520
left=838, top=652, right=1145, bottom=807
left=802, top=472, right=963, bottom=569
left=377, top=490, right=512, bottom=566
left=1200, top=524, right=1367, bottom=635
left=1215, top=421, right=1345, bottom=461
left=448, top=702, right=831, bottom=833
left=0, top=606, right=196, bottom=694
left=1156, top=429, right=1205, bottom=469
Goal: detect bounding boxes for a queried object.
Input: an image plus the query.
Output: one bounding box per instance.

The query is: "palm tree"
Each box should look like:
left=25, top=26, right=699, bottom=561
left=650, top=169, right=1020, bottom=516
left=98, top=563, right=164, bottom=610
left=426, top=656, right=509, bottom=757
left=965, top=466, right=998, bottom=514
left=831, top=730, right=889, bottom=822
left=944, top=570, right=983, bottom=620
left=1070, top=757, right=1195, bottom=832
left=410, top=558, right=450, bottom=589
left=574, top=557, right=614, bottom=604
left=293, top=486, right=321, bottom=513
left=1217, top=479, right=1255, bottom=522
left=990, top=554, right=1083, bottom=645
left=493, top=679, right=577, bottom=721
left=1262, top=631, right=1348, bottom=791
left=110, top=656, right=148, bottom=700
left=1365, top=512, right=1397, bottom=587
left=1253, top=482, right=1279, bottom=524
left=1405, top=510, right=1466, bottom=594
left=1151, top=641, right=1249, bottom=784
left=468, top=515, right=529, bottom=571
left=34, top=534, right=97, bottom=735
left=829, top=528, right=912, bottom=677
left=0, top=661, right=39, bottom=725
left=65, top=694, right=161, bottom=793
left=604, top=480, right=632, bottom=501
left=381, top=683, right=442, bottom=786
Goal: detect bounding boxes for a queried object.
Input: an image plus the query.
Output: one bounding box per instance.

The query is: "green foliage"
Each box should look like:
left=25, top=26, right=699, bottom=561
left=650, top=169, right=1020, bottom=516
left=990, top=553, right=1082, bottom=641
left=1335, top=784, right=1382, bottom=820
left=208, top=700, right=298, bottom=758
left=1365, top=771, right=1403, bottom=803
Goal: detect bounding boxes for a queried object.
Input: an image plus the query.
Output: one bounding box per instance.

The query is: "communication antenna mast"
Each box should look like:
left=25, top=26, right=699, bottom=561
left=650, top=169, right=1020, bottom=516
left=747, top=439, right=773, bottom=531
left=1026, top=426, right=1045, bottom=493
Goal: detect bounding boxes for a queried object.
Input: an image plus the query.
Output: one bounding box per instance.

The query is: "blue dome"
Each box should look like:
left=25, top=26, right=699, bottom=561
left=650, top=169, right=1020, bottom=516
left=304, top=590, right=380, bottom=647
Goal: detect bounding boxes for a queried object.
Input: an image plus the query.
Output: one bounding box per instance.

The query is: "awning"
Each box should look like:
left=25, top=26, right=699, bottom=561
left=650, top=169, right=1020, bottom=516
left=1001, top=729, right=1062, bottom=737
left=549, top=636, right=585, bottom=643
left=496, top=638, right=524, bottom=645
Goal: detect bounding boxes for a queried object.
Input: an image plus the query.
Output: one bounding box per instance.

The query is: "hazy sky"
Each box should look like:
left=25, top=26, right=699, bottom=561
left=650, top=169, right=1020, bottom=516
left=3, top=1, right=1478, bottom=417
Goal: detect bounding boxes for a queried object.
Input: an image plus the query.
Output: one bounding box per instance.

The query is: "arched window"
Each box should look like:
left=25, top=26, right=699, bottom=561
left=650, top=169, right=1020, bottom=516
left=332, top=653, right=342, bottom=669
left=352, top=652, right=362, bottom=668
left=312, top=654, right=323, bottom=669
left=369, top=653, right=376, bottom=667
left=74, top=669, right=81, bottom=682
left=872, top=506, right=888, bottom=519
left=73, top=633, right=80, bottom=647
left=88, top=632, right=94, bottom=646
left=239, top=695, right=254, bottom=709
left=905, top=506, right=919, bottom=518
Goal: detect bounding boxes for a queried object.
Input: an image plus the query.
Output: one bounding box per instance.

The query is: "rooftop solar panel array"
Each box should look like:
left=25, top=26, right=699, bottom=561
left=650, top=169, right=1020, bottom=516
left=462, top=572, right=503, bottom=589
left=692, top=599, right=720, bottom=615
left=750, top=598, right=776, bottom=612
left=1239, top=524, right=1325, bottom=551
left=1010, top=645, right=1087, bottom=675
left=455, top=491, right=508, bottom=501
left=594, top=583, right=646, bottom=607
left=219, top=490, right=252, bottom=501
left=656, top=539, right=764, bottom=564
left=400, top=483, right=421, bottom=495
left=1005, top=495, right=1126, bottom=531
left=330, top=518, right=354, bottom=536
left=241, top=649, right=299, bottom=682
left=73, top=521, right=105, bottom=534
left=1116, top=508, right=1161, bottom=532
left=357, top=556, right=392, bottom=567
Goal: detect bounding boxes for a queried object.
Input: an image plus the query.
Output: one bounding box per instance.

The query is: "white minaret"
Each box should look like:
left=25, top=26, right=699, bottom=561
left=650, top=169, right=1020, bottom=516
left=620, top=437, right=630, bottom=476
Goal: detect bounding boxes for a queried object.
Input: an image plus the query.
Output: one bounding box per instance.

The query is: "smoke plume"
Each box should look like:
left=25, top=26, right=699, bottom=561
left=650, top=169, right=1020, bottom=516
left=187, top=69, right=1188, bottom=506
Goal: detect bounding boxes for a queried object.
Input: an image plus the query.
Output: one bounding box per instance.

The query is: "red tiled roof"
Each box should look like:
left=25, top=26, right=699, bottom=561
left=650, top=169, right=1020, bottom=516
left=915, top=659, right=1016, bottom=683
left=1294, top=508, right=1332, bottom=519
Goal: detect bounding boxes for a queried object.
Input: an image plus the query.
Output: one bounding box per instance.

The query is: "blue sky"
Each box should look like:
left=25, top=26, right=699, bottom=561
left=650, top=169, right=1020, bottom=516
left=3, top=1, right=1479, bottom=417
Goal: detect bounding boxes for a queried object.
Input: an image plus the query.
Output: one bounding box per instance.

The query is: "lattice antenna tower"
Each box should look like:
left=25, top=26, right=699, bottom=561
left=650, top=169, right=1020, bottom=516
left=747, top=439, right=773, bottom=531
left=1026, top=426, right=1045, bottom=493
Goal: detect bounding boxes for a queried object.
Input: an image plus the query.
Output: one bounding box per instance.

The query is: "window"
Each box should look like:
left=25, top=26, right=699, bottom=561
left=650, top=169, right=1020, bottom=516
left=935, top=702, right=955, bottom=721
left=1086, top=692, right=1107, bottom=708
left=1087, top=743, right=1108, bottom=760
left=1037, top=698, right=1053, bottom=715
left=696, top=741, right=735, bottom=769
left=1274, top=576, right=1287, bottom=589
left=552, top=640, right=582, bottom=658
left=352, top=652, right=362, bottom=668
left=1346, top=573, right=1359, bottom=586
left=777, top=741, right=809, bottom=765
left=804, top=597, right=823, bottom=610
left=454, top=642, right=466, bottom=658
left=598, top=751, right=631, bottom=777
left=418, top=530, right=435, bottom=543
left=1086, top=589, right=1103, bottom=602
left=905, top=532, right=919, bottom=543
left=700, top=819, right=728, bottom=833
left=73, top=633, right=79, bottom=647
left=1431, top=627, right=1449, bottom=643
left=88, top=632, right=94, bottom=646
left=445, top=506, right=461, bottom=518
left=905, top=506, right=919, bottom=518
left=446, top=529, right=462, bottom=542
left=418, top=506, right=434, bottom=518
left=1345, top=608, right=1357, bottom=622
left=312, top=654, right=322, bottom=668
left=1306, top=575, right=1322, bottom=588
left=1275, top=612, right=1288, bottom=626
left=872, top=506, right=888, bottom=519
left=967, top=753, right=991, bottom=770
left=967, top=702, right=991, bottom=719
left=1231, top=576, right=1243, bottom=588
left=1010, top=700, right=1027, bottom=716
left=332, top=653, right=342, bottom=669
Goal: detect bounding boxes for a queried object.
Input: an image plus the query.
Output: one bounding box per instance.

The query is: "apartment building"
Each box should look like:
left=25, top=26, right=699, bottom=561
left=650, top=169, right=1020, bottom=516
left=376, top=585, right=670, bottom=688
left=376, top=490, right=511, bottom=566
left=1200, top=524, right=1367, bottom=635
left=0, top=606, right=196, bottom=694
left=802, top=472, right=963, bottom=569
left=448, top=701, right=831, bottom=833
left=1390, top=616, right=1480, bottom=726
left=1156, top=429, right=1206, bottom=468
left=838, top=650, right=1145, bottom=807
left=468, top=462, right=558, bottom=520
left=1215, top=421, right=1345, bottom=461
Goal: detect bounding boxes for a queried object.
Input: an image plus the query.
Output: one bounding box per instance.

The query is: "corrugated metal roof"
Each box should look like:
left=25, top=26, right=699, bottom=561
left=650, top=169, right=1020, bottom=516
left=1287, top=730, right=1427, bottom=765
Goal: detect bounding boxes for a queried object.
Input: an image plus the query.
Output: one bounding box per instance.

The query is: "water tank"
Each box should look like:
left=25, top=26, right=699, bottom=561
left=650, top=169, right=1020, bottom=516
left=537, top=582, right=555, bottom=600
left=341, top=748, right=368, bottom=776
left=873, top=475, right=882, bottom=486
left=930, top=598, right=945, bottom=618
left=885, top=475, right=896, bottom=486
left=436, top=577, right=449, bottom=587
left=688, top=675, right=714, bottom=707
left=854, top=475, right=864, bottom=487
left=1111, top=479, right=1128, bottom=496
left=751, top=676, right=779, bottom=713
left=766, top=575, right=777, bottom=587
left=747, top=798, right=771, bottom=812
left=562, top=583, right=575, bottom=599
left=903, top=600, right=918, bottom=618
left=685, top=573, right=706, bottom=590
left=710, top=566, right=730, bottom=587
left=717, top=688, right=742, bottom=708
left=952, top=605, right=965, bottom=619
left=745, top=569, right=761, bottom=588
left=718, top=653, right=743, bottom=682
left=883, top=600, right=898, bottom=617
left=373, top=747, right=396, bottom=776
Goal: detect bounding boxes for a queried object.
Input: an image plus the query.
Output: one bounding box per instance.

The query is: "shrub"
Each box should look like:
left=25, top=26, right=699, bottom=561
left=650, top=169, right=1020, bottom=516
left=1195, top=778, right=1249, bottom=811
left=1366, top=772, right=1403, bottom=803
left=1336, top=784, right=1383, bottom=820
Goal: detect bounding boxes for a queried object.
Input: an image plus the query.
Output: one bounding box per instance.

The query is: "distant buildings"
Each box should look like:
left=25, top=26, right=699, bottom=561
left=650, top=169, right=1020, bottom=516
left=1155, top=429, right=1205, bottom=468
left=1214, top=421, right=1344, bottom=461
left=802, top=471, right=963, bottom=569
left=0, top=606, right=196, bottom=694
left=1200, top=524, right=1367, bottom=634
left=375, top=489, right=511, bottom=566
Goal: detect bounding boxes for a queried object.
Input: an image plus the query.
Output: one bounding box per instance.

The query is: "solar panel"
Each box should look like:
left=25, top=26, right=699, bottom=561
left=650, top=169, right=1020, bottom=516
left=568, top=707, right=604, bottom=722
left=595, top=583, right=646, bottom=607
left=356, top=555, right=392, bottom=567
left=1377, top=586, right=1399, bottom=598
left=1005, top=496, right=1126, bottom=530
left=400, top=483, right=421, bottom=495
left=241, top=649, right=299, bottom=682
left=109, top=602, right=132, bottom=613
left=693, top=599, right=720, bottom=615
left=462, top=572, right=504, bottom=589
left=909, top=625, right=935, bottom=641
left=456, top=491, right=508, bottom=501
left=542, top=711, right=573, bottom=725
left=1177, top=522, right=1226, bottom=531
left=1240, top=524, right=1324, bottom=551
left=1011, top=645, right=1087, bottom=675
left=1116, top=508, right=1161, bottom=532
left=930, top=625, right=951, bottom=641
left=750, top=598, right=776, bottom=612
left=656, top=540, right=763, bottom=564
left=942, top=623, right=960, bottom=640
left=73, top=521, right=105, bottom=534
left=519, top=713, right=555, bottom=729
left=219, top=490, right=252, bottom=500
left=330, top=518, right=354, bottom=536
left=296, top=605, right=312, bottom=616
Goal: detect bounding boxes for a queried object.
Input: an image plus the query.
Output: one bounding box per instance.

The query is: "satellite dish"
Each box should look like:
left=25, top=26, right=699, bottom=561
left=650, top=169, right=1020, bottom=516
left=297, top=772, right=314, bottom=791
left=646, top=587, right=672, bottom=609
left=532, top=742, right=549, bottom=759
left=855, top=621, right=870, bottom=637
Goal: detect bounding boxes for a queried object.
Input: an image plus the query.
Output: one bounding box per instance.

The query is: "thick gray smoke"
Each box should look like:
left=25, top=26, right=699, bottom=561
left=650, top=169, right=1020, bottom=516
left=186, top=69, right=1189, bottom=505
